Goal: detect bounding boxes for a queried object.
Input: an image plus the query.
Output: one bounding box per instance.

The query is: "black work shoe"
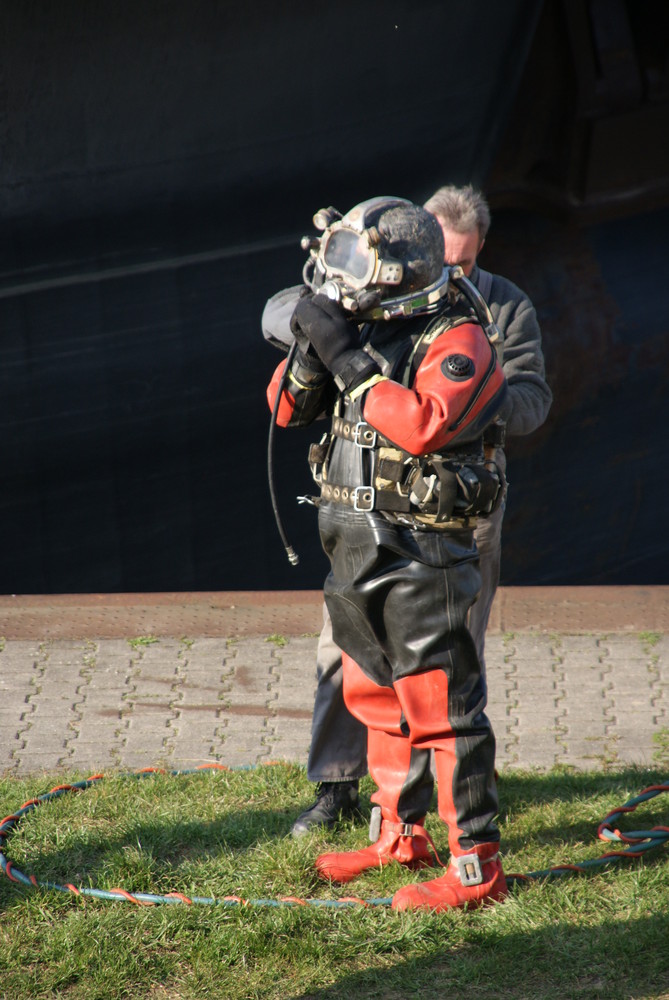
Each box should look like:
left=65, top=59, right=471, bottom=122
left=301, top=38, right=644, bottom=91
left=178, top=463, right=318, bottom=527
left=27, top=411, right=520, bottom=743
left=291, top=781, right=360, bottom=837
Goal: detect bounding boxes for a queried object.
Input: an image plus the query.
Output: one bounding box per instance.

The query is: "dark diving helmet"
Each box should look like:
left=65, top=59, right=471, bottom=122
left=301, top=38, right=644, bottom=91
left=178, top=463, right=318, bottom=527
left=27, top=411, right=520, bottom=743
left=301, top=196, right=450, bottom=320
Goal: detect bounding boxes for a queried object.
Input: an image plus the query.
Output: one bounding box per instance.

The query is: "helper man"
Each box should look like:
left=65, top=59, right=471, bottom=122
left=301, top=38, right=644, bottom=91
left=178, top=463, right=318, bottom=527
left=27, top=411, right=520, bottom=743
left=263, top=185, right=553, bottom=836
left=266, top=196, right=511, bottom=911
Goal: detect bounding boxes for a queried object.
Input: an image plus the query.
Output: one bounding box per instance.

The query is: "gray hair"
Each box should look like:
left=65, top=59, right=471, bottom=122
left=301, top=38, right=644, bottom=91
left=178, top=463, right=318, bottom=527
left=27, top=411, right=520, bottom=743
left=423, top=184, right=491, bottom=241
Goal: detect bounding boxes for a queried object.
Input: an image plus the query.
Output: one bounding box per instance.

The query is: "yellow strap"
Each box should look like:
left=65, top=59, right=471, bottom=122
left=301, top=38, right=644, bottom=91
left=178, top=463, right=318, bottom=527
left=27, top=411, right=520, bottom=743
left=348, top=373, right=389, bottom=401
left=287, top=370, right=321, bottom=392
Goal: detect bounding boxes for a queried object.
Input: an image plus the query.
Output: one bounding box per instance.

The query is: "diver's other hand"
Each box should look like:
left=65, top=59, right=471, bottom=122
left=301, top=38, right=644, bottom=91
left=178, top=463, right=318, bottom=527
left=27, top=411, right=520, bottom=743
left=290, top=294, right=359, bottom=370
left=291, top=294, right=380, bottom=392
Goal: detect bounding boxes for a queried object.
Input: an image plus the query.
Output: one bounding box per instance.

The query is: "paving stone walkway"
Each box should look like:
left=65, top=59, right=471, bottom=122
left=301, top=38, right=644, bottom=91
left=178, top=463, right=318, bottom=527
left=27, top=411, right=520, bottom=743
left=1, top=591, right=668, bottom=777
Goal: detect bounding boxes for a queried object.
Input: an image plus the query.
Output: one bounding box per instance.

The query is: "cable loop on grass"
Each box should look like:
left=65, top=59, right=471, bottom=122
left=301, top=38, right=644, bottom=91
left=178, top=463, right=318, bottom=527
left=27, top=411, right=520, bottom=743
left=110, top=888, right=156, bottom=906
left=0, top=767, right=667, bottom=907
left=506, top=781, right=669, bottom=884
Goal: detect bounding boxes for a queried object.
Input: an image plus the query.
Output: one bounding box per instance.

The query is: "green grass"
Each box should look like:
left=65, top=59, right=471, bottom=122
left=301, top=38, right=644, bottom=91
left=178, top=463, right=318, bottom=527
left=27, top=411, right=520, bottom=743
left=654, top=728, right=669, bottom=767
left=264, top=634, right=288, bottom=647
left=1, top=765, right=668, bottom=999
left=127, top=636, right=160, bottom=650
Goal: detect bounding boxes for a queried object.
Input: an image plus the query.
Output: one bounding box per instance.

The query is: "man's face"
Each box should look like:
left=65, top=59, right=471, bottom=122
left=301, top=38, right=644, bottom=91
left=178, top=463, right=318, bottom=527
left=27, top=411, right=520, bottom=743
left=437, top=223, right=482, bottom=277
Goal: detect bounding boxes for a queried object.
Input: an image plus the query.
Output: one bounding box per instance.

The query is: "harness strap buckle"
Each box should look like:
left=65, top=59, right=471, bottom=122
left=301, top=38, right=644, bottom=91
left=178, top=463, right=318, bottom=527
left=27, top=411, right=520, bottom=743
left=352, top=486, right=375, bottom=512
left=331, top=416, right=381, bottom=449
left=353, top=421, right=378, bottom=448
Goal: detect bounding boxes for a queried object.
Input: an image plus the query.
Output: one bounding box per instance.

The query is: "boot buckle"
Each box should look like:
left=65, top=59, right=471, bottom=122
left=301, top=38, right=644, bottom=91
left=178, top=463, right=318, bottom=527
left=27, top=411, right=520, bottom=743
left=455, top=852, right=485, bottom=887
left=369, top=807, right=423, bottom=843
left=368, top=806, right=382, bottom=842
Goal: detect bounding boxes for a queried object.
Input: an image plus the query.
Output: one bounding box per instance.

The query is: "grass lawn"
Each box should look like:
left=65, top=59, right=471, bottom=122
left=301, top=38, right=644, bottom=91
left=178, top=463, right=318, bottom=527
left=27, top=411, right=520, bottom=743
left=1, top=763, right=668, bottom=999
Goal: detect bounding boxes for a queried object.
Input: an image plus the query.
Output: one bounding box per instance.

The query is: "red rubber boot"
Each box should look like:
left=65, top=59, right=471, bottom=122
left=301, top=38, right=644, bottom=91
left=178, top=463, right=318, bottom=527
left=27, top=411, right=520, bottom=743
left=315, top=656, right=437, bottom=883
left=315, top=813, right=435, bottom=883
left=392, top=841, right=508, bottom=912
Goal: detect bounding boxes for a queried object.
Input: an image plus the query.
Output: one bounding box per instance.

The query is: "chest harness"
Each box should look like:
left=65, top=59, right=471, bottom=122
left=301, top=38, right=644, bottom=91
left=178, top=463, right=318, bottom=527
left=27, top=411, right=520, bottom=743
left=305, top=302, right=505, bottom=530
left=268, top=268, right=505, bottom=564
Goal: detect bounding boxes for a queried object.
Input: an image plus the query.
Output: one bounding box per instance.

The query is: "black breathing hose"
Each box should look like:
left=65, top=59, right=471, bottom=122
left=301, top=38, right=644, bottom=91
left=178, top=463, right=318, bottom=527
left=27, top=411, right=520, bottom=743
left=267, top=340, right=300, bottom=566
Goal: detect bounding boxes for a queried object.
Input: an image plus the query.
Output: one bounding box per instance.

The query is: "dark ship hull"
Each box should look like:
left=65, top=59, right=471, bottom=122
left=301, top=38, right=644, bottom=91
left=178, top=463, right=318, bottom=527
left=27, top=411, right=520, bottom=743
left=1, top=1, right=667, bottom=591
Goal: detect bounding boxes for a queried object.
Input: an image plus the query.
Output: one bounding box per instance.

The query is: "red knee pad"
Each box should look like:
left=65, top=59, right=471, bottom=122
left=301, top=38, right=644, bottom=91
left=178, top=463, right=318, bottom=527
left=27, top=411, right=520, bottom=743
left=342, top=653, right=404, bottom=735
left=394, top=669, right=451, bottom=744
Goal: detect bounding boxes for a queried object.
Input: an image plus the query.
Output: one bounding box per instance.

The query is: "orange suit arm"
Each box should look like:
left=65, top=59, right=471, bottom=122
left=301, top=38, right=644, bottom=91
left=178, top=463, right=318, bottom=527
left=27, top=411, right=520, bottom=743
left=362, top=323, right=506, bottom=455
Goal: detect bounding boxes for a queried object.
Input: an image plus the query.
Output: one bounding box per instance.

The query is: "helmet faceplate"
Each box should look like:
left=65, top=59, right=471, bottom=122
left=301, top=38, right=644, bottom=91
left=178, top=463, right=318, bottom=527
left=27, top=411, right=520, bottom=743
left=302, top=197, right=449, bottom=319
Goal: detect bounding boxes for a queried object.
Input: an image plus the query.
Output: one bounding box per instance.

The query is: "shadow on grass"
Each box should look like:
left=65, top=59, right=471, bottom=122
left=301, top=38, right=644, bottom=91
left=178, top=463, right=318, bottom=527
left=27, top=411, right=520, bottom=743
left=0, top=766, right=310, bottom=908
left=0, top=765, right=666, bottom=916
left=292, top=910, right=669, bottom=1000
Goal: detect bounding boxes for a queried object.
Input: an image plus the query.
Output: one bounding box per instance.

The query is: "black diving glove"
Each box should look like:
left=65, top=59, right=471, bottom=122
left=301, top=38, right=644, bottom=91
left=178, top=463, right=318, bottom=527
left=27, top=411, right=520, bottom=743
left=285, top=291, right=327, bottom=373
left=290, top=293, right=381, bottom=392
